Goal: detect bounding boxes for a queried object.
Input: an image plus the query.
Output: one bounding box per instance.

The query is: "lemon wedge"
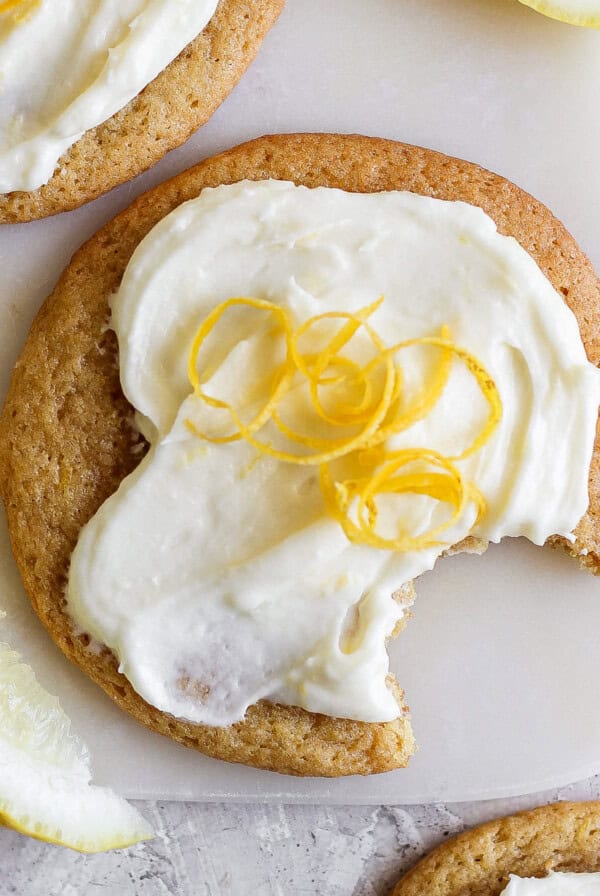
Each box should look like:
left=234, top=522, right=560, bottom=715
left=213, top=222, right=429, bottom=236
left=518, top=0, right=600, bottom=27
left=0, top=640, right=154, bottom=852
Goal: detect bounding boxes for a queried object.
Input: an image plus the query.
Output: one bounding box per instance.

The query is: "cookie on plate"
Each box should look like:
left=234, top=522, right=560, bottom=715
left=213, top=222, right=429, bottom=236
left=0, top=0, right=284, bottom=223
left=391, top=801, right=600, bottom=895
left=0, top=134, right=598, bottom=776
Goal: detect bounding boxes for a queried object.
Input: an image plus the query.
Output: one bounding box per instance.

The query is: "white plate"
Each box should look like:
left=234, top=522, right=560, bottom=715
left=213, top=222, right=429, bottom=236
left=1, top=0, right=600, bottom=804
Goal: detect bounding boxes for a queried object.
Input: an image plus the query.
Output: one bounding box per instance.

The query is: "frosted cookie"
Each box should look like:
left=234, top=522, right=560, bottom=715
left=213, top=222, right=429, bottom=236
left=0, top=134, right=598, bottom=776
left=392, top=801, right=600, bottom=895
left=0, top=0, right=284, bottom=223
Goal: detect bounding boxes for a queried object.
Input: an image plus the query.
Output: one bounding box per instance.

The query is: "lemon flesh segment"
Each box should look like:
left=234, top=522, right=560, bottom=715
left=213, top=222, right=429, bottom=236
left=518, top=0, right=600, bottom=27
left=0, top=643, right=153, bottom=852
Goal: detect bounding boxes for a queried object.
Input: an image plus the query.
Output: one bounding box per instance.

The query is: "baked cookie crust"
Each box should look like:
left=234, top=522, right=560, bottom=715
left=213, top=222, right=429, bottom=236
left=0, top=0, right=284, bottom=224
left=0, top=134, right=598, bottom=776
left=392, top=801, right=600, bottom=895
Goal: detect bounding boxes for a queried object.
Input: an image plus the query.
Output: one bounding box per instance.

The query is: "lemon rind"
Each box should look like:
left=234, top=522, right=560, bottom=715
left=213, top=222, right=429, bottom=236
left=518, top=0, right=600, bottom=28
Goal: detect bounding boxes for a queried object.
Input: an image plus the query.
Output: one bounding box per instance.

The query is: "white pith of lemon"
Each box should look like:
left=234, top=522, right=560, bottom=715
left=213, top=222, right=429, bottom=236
left=518, top=0, right=600, bottom=27
left=0, top=640, right=154, bottom=852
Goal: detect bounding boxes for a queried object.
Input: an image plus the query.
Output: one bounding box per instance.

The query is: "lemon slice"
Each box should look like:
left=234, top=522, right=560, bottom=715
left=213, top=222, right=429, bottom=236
left=0, top=640, right=153, bottom=852
left=518, top=0, right=600, bottom=27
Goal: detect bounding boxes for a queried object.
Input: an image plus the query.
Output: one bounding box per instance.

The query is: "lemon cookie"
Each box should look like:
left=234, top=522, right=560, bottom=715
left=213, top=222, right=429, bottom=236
left=392, top=801, right=600, bottom=895
left=0, top=0, right=284, bottom=223
left=0, top=134, right=598, bottom=776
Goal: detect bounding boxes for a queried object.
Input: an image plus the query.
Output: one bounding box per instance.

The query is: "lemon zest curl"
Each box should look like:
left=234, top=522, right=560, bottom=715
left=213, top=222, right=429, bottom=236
left=0, top=0, right=39, bottom=22
left=185, top=296, right=502, bottom=551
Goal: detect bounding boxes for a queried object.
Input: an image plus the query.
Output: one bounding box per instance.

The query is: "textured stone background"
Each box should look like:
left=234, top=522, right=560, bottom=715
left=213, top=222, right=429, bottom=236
left=1, top=777, right=599, bottom=896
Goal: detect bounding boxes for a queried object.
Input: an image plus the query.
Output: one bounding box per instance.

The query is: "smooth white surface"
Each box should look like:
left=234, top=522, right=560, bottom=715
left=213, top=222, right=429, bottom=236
left=1, top=0, right=600, bottom=804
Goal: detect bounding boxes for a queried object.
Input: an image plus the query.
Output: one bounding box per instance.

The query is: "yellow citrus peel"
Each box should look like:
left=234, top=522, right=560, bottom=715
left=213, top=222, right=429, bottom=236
left=185, top=296, right=502, bottom=551
left=186, top=297, right=296, bottom=445
left=0, top=0, right=39, bottom=21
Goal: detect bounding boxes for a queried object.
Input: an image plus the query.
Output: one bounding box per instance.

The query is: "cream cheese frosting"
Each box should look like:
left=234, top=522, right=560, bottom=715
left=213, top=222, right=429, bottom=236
left=66, top=180, right=600, bottom=726
left=0, top=0, right=218, bottom=192
left=502, top=872, right=600, bottom=894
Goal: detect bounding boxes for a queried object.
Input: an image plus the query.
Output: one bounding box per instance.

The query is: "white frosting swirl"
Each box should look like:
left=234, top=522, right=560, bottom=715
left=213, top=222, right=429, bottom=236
left=502, top=872, right=600, bottom=894
left=67, top=181, right=600, bottom=725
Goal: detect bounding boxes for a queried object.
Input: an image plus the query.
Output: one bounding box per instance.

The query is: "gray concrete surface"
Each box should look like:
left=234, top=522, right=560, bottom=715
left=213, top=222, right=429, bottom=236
left=1, top=776, right=599, bottom=895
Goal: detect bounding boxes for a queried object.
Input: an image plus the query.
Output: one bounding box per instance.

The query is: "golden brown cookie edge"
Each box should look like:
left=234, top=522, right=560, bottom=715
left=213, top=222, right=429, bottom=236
left=391, top=801, right=600, bottom=896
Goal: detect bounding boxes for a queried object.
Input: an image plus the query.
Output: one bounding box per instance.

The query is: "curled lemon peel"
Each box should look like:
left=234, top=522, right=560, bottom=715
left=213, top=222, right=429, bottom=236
left=290, top=296, right=387, bottom=426
left=360, top=333, right=502, bottom=460
left=0, top=0, right=39, bottom=21
left=320, top=450, right=487, bottom=552
left=187, top=295, right=398, bottom=464
left=185, top=296, right=502, bottom=551
left=185, top=297, right=295, bottom=445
